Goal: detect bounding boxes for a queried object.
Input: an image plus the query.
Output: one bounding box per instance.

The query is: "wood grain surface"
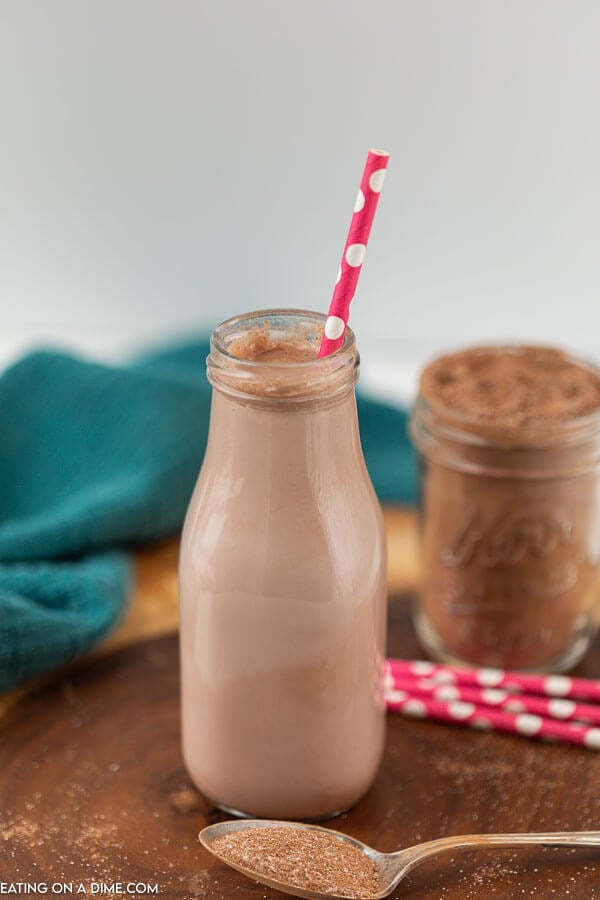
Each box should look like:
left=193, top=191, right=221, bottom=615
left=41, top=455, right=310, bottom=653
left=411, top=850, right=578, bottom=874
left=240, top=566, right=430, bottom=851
left=1, top=594, right=598, bottom=899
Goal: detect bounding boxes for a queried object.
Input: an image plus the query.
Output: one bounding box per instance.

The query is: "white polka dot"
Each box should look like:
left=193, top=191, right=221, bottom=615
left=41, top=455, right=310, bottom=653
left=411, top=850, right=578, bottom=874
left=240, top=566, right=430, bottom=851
left=411, top=661, right=435, bottom=675
left=448, top=701, right=475, bottom=720
left=476, top=668, right=504, bottom=687
left=353, top=188, right=365, bottom=212
left=345, top=243, right=366, bottom=267
left=515, top=714, right=543, bottom=736
left=402, top=699, right=427, bottom=718
left=504, top=699, right=526, bottom=713
left=368, top=168, right=386, bottom=193
left=471, top=718, right=492, bottom=731
left=335, top=265, right=342, bottom=284
left=432, top=670, right=457, bottom=683
left=583, top=728, right=600, bottom=750
left=324, top=316, right=345, bottom=340
left=548, top=698, right=576, bottom=719
left=543, top=675, right=572, bottom=697
left=383, top=669, right=395, bottom=691
left=481, top=689, right=507, bottom=705
left=434, top=685, right=460, bottom=701
left=386, top=688, right=407, bottom=703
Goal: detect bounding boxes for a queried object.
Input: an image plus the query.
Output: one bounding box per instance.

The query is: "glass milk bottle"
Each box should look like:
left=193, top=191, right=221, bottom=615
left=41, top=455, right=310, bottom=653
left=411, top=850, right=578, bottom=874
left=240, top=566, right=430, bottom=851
left=179, top=309, right=387, bottom=819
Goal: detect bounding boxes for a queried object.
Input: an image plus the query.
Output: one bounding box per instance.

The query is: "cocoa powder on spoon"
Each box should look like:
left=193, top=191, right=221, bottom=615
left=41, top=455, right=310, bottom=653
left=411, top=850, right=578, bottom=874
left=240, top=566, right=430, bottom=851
left=213, top=825, right=380, bottom=899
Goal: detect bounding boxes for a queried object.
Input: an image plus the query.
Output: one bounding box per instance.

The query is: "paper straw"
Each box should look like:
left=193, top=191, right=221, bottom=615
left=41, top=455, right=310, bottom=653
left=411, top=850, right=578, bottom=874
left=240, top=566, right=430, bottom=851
left=318, top=149, right=390, bottom=358
left=385, top=688, right=600, bottom=750
left=387, top=671, right=600, bottom=727
left=388, top=658, right=600, bottom=704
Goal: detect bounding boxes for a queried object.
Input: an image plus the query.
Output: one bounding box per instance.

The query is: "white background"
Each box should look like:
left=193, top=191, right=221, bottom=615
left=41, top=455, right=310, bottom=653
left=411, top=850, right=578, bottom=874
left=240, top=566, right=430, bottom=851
left=1, top=1, right=599, bottom=400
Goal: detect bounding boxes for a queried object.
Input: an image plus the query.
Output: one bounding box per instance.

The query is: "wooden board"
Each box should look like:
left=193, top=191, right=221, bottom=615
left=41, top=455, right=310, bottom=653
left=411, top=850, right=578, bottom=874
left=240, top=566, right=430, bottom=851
left=0, top=595, right=599, bottom=899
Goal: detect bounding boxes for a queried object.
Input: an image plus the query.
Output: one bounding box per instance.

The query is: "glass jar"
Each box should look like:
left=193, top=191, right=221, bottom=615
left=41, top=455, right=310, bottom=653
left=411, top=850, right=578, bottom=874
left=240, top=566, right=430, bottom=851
left=179, top=309, right=387, bottom=819
left=410, top=346, right=600, bottom=672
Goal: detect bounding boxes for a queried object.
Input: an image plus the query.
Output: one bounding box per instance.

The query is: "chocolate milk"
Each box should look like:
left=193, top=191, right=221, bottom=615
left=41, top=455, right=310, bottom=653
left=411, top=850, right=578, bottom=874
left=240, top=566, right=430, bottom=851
left=179, top=311, right=387, bottom=819
left=411, top=345, right=600, bottom=671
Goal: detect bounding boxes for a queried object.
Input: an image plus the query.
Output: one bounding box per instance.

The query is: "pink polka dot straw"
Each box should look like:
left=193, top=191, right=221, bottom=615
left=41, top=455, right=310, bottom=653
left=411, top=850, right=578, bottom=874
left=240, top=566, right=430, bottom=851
left=318, top=149, right=390, bottom=358
left=388, top=658, right=600, bottom=702
left=385, top=659, right=600, bottom=750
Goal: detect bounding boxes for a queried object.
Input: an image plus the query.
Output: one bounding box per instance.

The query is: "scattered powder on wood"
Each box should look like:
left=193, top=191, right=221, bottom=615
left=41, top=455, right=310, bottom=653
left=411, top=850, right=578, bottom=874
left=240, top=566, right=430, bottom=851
left=213, top=826, right=380, bottom=899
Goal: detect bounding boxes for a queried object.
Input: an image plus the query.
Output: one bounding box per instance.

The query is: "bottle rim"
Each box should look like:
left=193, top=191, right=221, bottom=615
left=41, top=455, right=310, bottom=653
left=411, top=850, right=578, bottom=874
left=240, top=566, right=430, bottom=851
left=207, top=308, right=359, bottom=408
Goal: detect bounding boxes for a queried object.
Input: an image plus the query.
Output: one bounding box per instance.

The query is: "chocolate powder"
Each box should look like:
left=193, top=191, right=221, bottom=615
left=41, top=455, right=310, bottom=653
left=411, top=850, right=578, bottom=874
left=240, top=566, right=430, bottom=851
left=213, top=826, right=380, bottom=899
left=421, top=345, right=600, bottom=434
left=412, top=345, right=600, bottom=670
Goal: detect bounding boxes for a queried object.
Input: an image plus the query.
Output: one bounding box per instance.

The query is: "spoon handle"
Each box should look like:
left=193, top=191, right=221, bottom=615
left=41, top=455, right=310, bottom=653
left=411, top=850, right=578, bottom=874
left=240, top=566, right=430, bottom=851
left=394, top=831, right=600, bottom=880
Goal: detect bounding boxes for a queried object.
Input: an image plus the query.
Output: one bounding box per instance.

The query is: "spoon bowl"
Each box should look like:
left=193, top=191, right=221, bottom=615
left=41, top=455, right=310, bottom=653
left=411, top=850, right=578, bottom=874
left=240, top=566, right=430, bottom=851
left=199, top=818, right=600, bottom=900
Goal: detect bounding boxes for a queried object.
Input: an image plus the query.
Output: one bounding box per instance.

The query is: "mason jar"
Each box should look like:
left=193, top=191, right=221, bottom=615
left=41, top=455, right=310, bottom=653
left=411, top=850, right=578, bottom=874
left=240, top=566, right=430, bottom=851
left=179, top=309, right=387, bottom=819
left=410, top=345, right=600, bottom=672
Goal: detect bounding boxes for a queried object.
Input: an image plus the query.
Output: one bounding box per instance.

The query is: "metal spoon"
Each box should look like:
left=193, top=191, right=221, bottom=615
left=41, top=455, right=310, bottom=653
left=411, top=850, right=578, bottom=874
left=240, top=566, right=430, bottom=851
left=199, top=819, right=600, bottom=899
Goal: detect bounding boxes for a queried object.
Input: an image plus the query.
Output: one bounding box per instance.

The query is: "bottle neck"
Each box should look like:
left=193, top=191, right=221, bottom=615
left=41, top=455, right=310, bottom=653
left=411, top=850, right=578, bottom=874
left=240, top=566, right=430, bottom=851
left=206, top=308, right=359, bottom=411
left=204, top=388, right=365, bottom=480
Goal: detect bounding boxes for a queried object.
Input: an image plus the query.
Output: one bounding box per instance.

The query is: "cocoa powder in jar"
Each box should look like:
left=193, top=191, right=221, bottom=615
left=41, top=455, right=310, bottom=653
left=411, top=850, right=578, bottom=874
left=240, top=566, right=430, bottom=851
left=411, top=345, right=600, bottom=671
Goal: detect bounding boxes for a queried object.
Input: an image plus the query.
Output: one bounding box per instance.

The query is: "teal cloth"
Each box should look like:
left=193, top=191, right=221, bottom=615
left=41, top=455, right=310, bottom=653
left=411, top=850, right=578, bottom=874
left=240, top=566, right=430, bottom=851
left=0, top=340, right=415, bottom=691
